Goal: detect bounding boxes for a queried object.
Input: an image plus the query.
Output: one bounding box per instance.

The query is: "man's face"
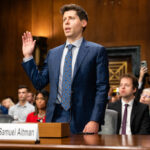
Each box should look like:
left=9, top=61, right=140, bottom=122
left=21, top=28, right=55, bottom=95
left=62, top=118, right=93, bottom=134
left=18, top=88, right=28, bottom=102
left=63, top=10, right=87, bottom=40
left=26, top=93, right=34, bottom=103
left=119, top=77, right=136, bottom=99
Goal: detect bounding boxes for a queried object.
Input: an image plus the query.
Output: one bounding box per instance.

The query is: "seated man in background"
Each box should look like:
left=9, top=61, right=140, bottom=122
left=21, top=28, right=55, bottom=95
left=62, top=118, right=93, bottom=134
left=26, top=90, right=49, bottom=123
left=108, top=74, right=150, bottom=135
left=9, top=85, right=35, bottom=122
left=26, top=91, right=35, bottom=105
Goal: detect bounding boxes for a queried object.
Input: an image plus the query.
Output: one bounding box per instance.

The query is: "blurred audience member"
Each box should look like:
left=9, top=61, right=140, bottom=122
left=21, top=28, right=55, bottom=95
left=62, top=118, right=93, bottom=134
left=135, top=66, right=148, bottom=101
left=26, top=91, right=35, bottom=105
left=0, top=97, right=14, bottom=114
left=9, top=85, right=35, bottom=122
left=26, top=90, right=49, bottom=123
left=108, top=74, right=150, bottom=135
left=108, top=86, right=120, bottom=103
left=138, top=66, right=148, bottom=89
left=140, top=88, right=150, bottom=113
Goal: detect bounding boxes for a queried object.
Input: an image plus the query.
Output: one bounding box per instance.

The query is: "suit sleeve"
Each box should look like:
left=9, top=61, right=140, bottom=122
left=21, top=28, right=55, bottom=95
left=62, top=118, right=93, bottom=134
left=90, top=47, right=109, bottom=124
left=22, top=52, right=50, bottom=90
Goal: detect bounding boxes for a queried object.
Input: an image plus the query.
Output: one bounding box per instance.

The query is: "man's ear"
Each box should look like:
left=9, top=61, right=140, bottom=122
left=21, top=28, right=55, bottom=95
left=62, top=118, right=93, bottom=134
left=133, top=87, right=137, bottom=94
left=81, top=20, right=87, bottom=28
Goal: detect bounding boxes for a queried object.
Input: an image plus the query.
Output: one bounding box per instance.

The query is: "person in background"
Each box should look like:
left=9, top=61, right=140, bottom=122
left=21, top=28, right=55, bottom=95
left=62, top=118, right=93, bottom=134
left=139, top=88, right=150, bottom=114
left=138, top=66, right=148, bottom=89
left=26, top=91, right=35, bottom=105
left=135, top=66, right=148, bottom=101
left=9, top=85, right=35, bottom=122
left=108, top=86, right=120, bottom=103
left=0, top=97, right=15, bottom=114
left=108, top=74, right=150, bottom=135
left=108, top=66, right=148, bottom=104
left=26, top=90, right=49, bottom=123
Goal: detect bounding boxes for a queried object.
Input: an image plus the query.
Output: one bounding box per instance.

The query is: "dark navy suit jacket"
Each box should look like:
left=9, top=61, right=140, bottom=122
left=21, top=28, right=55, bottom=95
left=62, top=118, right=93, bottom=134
left=22, top=39, right=109, bottom=133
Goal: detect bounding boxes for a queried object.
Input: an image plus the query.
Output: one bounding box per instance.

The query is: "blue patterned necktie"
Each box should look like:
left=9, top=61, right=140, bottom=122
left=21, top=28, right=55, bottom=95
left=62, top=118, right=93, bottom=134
left=61, top=44, right=74, bottom=111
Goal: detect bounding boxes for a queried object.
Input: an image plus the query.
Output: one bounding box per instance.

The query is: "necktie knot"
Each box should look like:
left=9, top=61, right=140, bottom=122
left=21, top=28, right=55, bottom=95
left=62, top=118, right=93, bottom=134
left=125, top=104, right=129, bottom=108
left=67, top=44, right=74, bottom=51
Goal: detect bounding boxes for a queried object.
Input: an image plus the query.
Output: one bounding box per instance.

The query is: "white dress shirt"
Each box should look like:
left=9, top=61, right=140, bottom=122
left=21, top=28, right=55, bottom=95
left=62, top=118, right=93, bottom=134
left=119, top=99, right=134, bottom=135
left=57, top=37, right=83, bottom=103
left=9, top=102, right=35, bottom=122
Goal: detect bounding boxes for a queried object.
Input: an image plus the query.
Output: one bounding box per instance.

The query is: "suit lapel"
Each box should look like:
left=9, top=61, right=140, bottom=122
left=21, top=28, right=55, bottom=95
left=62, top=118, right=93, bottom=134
left=72, top=39, right=89, bottom=82
left=131, top=100, right=137, bottom=125
left=117, top=100, right=122, bottom=116
left=117, top=100, right=122, bottom=133
left=54, top=40, right=89, bottom=84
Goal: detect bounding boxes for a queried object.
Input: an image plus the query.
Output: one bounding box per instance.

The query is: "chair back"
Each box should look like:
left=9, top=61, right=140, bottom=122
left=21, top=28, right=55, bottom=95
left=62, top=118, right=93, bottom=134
left=99, top=109, right=118, bottom=135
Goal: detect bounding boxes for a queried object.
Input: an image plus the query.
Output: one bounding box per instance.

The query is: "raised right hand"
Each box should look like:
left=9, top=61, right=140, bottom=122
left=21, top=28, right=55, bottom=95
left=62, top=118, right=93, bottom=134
left=22, top=31, right=36, bottom=58
left=139, top=66, right=148, bottom=83
left=140, top=67, right=148, bottom=78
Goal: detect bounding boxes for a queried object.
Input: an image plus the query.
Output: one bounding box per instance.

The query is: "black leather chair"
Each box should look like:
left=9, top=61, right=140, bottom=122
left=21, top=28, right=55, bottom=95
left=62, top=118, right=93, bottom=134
left=0, top=114, right=14, bottom=123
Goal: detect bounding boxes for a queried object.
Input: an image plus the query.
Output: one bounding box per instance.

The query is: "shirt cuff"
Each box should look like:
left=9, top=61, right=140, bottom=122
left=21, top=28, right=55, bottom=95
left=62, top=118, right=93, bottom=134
left=23, top=56, right=33, bottom=62
left=138, top=82, right=143, bottom=89
left=108, top=96, right=112, bottom=100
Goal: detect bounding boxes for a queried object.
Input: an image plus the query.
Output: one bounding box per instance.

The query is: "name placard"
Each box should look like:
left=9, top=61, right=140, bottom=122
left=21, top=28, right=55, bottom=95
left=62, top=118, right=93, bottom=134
left=0, top=123, right=39, bottom=141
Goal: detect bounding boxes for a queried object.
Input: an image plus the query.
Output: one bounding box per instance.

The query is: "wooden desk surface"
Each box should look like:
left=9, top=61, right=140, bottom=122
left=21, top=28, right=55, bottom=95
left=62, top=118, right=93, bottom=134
left=0, top=134, right=150, bottom=150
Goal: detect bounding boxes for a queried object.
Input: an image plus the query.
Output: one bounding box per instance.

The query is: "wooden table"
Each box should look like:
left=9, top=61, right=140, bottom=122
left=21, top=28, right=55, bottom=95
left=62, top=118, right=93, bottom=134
left=0, top=134, right=150, bottom=150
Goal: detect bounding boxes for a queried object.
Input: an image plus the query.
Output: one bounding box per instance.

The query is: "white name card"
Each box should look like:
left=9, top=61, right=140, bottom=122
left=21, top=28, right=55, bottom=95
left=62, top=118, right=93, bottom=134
left=0, top=123, right=39, bottom=141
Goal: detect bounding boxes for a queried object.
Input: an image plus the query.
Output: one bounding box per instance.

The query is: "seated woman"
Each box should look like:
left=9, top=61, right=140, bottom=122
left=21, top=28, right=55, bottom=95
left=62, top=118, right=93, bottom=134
left=26, top=90, right=49, bottom=123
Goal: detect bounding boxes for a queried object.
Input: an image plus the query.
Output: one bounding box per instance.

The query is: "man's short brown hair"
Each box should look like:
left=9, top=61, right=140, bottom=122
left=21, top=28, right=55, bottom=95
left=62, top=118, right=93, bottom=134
left=18, top=85, right=29, bottom=92
left=60, top=4, right=88, bottom=31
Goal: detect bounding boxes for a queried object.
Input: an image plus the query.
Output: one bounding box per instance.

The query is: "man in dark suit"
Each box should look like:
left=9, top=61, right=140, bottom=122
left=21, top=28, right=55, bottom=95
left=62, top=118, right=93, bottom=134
left=108, top=74, right=150, bottom=135
left=22, top=4, right=109, bottom=134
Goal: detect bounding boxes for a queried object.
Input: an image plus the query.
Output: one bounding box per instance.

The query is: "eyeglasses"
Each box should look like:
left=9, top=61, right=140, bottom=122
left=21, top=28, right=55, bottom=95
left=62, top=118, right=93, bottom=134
left=141, top=94, right=150, bottom=98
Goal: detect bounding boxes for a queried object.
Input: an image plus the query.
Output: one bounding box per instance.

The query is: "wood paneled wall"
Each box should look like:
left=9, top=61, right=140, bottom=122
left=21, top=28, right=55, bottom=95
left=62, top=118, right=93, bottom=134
left=0, top=0, right=150, bottom=101
left=0, top=0, right=33, bottom=101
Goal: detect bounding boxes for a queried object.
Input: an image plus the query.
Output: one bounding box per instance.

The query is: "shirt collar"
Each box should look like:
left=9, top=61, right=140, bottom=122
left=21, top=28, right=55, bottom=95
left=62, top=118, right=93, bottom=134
left=66, top=37, right=83, bottom=48
left=16, top=101, right=28, bottom=107
left=121, top=99, right=134, bottom=107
